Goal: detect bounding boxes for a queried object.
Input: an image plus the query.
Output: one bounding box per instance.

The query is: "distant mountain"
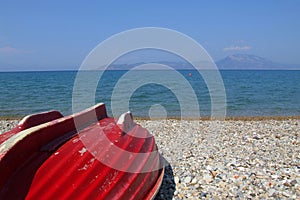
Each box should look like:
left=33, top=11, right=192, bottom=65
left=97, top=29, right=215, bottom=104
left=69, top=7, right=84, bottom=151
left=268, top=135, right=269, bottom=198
left=107, top=61, right=194, bottom=70
left=216, top=54, right=299, bottom=70
left=93, top=54, right=299, bottom=71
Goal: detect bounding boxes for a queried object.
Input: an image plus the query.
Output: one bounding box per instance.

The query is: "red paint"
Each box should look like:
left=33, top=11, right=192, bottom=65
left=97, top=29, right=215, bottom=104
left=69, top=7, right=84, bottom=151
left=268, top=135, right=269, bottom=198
left=0, top=110, right=63, bottom=145
left=0, top=104, right=163, bottom=199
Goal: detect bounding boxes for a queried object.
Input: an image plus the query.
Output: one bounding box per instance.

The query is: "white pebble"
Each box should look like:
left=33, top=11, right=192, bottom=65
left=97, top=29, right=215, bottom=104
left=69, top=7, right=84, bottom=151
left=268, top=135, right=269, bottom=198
left=174, top=176, right=180, bottom=184
left=184, top=176, right=192, bottom=183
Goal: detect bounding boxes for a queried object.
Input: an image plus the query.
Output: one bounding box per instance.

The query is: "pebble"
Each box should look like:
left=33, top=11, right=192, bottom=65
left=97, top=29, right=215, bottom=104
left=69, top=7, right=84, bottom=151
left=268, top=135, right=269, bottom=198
left=0, top=120, right=18, bottom=134
left=191, top=178, right=197, bottom=184
left=184, top=176, right=192, bottom=184
left=268, top=189, right=276, bottom=197
left=202, top=173, right=213, bottom=184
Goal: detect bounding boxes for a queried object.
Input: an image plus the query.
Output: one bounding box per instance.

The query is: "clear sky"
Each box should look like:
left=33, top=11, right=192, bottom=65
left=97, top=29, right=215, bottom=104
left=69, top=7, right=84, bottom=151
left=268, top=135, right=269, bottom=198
left=0, top=0, right=299, bottom=71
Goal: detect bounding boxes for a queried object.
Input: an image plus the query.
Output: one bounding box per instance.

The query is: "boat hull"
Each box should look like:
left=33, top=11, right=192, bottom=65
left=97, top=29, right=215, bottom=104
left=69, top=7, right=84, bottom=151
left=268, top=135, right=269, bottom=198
left=0, top=103, right=163, bottom=199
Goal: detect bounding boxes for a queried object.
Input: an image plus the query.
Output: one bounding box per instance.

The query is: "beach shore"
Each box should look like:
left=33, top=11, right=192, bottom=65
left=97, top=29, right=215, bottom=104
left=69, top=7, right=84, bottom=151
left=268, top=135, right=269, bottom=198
left=1, top=118, right=299, bottom=199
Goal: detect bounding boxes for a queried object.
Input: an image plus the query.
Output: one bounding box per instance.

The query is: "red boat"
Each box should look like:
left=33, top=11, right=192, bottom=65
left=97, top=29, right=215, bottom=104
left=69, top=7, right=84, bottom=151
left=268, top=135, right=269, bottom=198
left=0, top=103, right=164, bottom=199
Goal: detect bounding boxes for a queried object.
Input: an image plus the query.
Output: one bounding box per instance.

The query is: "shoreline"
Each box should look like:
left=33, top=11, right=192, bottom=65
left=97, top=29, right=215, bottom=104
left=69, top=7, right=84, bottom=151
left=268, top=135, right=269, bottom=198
left=1, top=115, right=300, bottom=121
left=134, top=115, right=300, bottom=121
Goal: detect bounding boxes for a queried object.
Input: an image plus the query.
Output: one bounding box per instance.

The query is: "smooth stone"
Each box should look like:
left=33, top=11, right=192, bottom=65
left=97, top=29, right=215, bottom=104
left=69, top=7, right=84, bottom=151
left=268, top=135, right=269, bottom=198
left=268, top=189, right=276, bottom=197
left=184, top=176, right=192, bottom=184
left=174, top=176, right=180, bottom=184
left=191, top=177, right=197, bottom=184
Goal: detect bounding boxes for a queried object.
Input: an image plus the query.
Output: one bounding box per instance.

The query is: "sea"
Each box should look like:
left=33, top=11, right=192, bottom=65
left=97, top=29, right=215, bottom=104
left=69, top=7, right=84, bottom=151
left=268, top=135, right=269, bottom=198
left=0, top=70, right=299, bottom=118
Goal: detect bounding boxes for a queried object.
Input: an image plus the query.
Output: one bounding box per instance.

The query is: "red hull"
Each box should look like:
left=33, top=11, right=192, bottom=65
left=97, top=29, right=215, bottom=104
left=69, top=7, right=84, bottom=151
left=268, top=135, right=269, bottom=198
left=0, top=103, right=163, bottom=199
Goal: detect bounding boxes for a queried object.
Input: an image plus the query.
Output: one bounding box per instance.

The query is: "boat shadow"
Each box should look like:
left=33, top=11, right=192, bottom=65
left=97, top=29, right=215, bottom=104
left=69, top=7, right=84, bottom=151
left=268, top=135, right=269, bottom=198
left=155, top=159, right=175, bottom=200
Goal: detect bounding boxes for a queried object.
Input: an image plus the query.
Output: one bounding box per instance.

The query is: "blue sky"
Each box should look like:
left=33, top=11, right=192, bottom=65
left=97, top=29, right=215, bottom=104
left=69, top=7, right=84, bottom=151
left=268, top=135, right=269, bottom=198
left=0, top=0, right=300, bottom=71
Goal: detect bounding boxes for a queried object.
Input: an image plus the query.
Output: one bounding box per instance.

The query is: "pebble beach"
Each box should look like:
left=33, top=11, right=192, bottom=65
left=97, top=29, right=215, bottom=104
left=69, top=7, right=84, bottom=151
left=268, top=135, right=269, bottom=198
left=137, top=118, right=300, bottom=200
left=1, top=118, right=299, bottom=199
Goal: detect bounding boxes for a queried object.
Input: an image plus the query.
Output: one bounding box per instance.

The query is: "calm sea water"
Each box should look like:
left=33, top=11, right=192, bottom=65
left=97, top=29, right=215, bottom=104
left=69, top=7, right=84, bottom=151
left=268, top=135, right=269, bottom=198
left=0, top=70, right=299, bottom=118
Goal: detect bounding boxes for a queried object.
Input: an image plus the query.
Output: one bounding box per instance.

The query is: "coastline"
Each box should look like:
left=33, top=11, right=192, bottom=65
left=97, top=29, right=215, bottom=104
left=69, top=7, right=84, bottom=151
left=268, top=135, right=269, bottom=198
left=134, top=115, right=300, bottom=121
left=2, top=115, right=300, bottom=121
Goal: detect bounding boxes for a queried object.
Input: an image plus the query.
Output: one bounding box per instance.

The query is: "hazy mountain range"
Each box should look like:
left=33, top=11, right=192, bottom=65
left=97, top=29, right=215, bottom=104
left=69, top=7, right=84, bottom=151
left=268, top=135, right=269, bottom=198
left=216, top=54, right=299, bottom=70
left=107, top=54, right=299, bottom=70
left=1, top=54, right=299, bottom=71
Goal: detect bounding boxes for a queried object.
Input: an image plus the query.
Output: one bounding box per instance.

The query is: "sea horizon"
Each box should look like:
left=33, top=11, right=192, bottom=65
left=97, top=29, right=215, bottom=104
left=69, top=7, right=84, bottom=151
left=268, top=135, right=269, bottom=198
left=0, top=69, right=299, bottom=118
left=1, top=68, right=300, bottom=73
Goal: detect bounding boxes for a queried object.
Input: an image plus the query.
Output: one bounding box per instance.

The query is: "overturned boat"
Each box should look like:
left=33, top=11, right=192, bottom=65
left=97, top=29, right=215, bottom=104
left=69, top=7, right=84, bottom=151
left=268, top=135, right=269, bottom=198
left=0, top=103, right=164, bottom=199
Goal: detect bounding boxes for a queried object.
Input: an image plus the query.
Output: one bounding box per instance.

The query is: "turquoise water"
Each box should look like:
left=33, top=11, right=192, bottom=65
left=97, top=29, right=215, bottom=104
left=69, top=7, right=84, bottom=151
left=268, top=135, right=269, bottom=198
left=0, top=70, right=299, bottom=117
